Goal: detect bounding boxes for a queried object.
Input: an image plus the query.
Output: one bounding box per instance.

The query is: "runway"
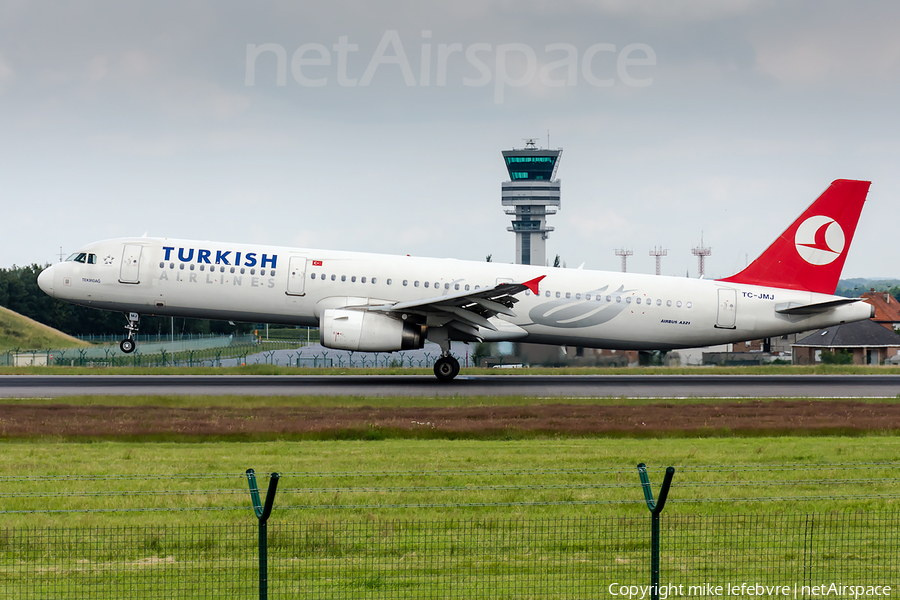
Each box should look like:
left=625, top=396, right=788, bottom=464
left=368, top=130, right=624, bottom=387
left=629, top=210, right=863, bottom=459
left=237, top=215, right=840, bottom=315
left=2, top=374, right=899, bottom=398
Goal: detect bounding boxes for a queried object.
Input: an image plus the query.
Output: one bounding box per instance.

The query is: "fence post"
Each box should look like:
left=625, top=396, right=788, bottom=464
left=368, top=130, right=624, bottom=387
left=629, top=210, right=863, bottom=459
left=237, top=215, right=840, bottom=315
left=246, top=468, right=280, bottom=600
left=637, top=463, right=675, bottom=600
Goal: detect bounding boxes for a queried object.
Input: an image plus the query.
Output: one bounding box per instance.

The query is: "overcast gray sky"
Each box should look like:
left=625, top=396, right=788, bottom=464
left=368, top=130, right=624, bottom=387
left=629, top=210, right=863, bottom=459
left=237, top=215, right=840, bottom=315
left=2, top=0, right=898, bottom=279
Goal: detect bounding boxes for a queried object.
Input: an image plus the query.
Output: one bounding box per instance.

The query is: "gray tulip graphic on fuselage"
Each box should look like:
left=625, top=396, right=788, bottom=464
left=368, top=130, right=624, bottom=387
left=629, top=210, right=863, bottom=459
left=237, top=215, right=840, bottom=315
left=528, top=285, right=633, bottom=328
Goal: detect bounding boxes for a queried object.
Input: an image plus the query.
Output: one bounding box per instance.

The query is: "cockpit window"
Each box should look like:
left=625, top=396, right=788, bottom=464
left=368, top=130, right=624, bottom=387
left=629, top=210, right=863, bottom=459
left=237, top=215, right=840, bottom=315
left=67, top=253, right=88, bottom=263
left=87, top=254, right=97, bottom=264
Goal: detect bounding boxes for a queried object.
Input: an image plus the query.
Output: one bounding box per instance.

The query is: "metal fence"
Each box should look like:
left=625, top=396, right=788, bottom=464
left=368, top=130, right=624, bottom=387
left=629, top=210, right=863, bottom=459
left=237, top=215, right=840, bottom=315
left=2, top=464, right=900, bottom=599
left=2, top=513, right=898, bottom=599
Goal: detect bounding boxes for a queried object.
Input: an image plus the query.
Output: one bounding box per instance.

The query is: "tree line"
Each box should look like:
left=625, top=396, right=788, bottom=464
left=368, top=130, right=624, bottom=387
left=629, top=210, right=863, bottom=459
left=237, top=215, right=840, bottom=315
left=0, top=264, right=252, bottom=337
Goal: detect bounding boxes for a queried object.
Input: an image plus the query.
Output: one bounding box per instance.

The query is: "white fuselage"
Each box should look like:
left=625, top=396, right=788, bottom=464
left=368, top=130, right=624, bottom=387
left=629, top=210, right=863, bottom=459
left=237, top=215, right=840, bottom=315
left=38, top=237, right=872, bottom=351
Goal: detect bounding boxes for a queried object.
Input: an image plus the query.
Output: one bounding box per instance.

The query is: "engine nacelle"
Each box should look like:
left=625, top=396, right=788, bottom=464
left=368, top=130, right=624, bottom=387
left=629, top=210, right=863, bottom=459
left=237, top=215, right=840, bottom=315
left=320, top=309, right=425, bottom=352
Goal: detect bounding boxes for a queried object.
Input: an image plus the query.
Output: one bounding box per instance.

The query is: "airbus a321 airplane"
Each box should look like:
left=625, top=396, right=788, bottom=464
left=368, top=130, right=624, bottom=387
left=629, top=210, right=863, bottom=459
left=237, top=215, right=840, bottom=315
left=38, top=179, right=873, bottom=381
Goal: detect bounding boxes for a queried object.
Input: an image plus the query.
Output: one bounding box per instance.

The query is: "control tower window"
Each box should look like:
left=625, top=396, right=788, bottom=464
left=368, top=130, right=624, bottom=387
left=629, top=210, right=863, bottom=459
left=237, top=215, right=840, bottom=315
left=504, top=155, right=557, bottom=180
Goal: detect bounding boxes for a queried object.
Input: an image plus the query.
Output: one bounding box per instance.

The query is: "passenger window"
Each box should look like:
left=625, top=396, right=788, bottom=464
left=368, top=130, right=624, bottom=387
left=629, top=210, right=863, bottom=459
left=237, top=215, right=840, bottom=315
left=434, top=282, right=439, bottom=289
left=677, top=301, right=682, bottom=308
left=585, top=294, right=591, bottom=300
left=229, top=267, right=234, bottom=273
left=686, top=302, right=692, bottom=309
left=261, top=269, right=266, bottom=276
left=191, top=264, right=196, bottom=271
left=239, top=267, right=244, bottom=274
left=170, top=263, right=175, bottom=269
left=545, top=291, right=550, bottom=297
left=221, top=266, right=226, bottom=273
left=465, top=285, right=470, bottom=291
left=182, top=264, right=186, bottom=271
left=626, top=297, right=632, bottom=304
left=159, top=262, right=164, bottom=268
left=361, top=277, right=366, bottom=283
left=424, top=282, right=429, bottom=288
left=403, top=280, right=408, bottom=286
left=251, top=269, right=256, bottom=275
left=414, top=281, right=419, bottom=287
left=445, top=283, right=450, bottom=290
left=555, top=292, right=560, bottom=298
left=320, top=274, right=325, bottom=280
left=657, top=299, right=662, bottom=306
left=666, top=300, right=672, bottom=307
left=454, top=284, right=460, bottom=290
left=200, top=265, right=205, bottom=272
left=341, top=275, right=346, bottom=282
left=576, top=293, right=581, bottom=300
left=636, top=298, right=641, bottom=304
left=616, top=296, right=622, bottom=303
left=331, top=274, right=336, bottom=281
left=351, top=276, right=356, bottom=282
left=310, top=273, right=316, bottom=279
left=386, top=279, right=391, bottom=285
left=565, top=292, right=571, bottom=299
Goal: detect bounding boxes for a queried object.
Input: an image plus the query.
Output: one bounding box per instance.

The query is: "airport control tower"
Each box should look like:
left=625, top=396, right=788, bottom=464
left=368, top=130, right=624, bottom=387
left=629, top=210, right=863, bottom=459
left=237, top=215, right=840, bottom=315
left=502, top=140, right=562, bottom=266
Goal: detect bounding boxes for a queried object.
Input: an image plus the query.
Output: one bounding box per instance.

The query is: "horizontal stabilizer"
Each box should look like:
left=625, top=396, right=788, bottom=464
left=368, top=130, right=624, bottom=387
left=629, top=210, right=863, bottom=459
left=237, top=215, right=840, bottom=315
left=775, top=297, right=868, bottom=316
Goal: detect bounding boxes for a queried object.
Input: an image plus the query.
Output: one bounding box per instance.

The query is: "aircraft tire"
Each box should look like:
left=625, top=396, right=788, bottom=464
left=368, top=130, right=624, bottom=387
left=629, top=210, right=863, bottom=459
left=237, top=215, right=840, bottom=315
left=120, top=339, right=136, bottom=354
left=433, top=356, right=460, bottom=381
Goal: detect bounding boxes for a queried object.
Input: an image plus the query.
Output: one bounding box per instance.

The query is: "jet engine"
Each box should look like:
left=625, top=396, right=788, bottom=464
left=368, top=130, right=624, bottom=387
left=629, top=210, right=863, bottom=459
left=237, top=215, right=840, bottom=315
left=320, top=309, right=425, bottom=352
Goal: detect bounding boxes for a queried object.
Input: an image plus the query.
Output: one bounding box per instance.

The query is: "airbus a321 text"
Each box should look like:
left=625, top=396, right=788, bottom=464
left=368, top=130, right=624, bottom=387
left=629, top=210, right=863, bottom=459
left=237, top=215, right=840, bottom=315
left=38, top=179, right=874, bottom=381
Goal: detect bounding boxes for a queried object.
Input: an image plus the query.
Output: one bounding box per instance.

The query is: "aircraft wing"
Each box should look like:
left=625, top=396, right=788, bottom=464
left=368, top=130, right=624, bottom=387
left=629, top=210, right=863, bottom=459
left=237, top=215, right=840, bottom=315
left=363, top=275, right=545, bottom=339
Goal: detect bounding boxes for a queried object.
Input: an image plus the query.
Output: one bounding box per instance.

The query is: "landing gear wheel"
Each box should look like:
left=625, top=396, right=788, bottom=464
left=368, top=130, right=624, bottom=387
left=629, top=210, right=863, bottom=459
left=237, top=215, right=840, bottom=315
left=433, top=356, right=460, bottom=382
left=120, top=339, right=136, bottom=354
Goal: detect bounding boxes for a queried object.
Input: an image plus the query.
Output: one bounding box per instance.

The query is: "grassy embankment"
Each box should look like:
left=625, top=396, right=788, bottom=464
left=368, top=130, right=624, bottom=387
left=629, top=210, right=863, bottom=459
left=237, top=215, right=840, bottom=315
left=0, top=305, right=90, bottom=350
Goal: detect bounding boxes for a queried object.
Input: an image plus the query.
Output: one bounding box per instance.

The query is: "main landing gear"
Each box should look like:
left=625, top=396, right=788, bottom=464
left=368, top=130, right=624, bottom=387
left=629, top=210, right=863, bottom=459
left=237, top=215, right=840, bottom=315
left=433, top=355, right=460, bottom=382
left=120, top=312, right=140, bottom=354
left=428, top=327, right=460, bottom=382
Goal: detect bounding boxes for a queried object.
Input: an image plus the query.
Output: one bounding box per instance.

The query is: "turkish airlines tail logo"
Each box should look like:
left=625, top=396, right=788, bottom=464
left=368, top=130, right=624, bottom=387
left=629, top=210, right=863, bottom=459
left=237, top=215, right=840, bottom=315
left=718, top=179, right=870, bottom=294
left=794, top=216, right=845, bottom=266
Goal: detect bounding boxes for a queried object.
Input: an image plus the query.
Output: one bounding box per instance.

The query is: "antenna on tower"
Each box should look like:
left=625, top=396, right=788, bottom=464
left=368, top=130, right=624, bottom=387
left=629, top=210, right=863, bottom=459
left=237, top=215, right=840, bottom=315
left=691, top=233, right=712, bottom=278
left=649, top=247, right=668, bottom=276
left=523, top=138, right=539, bottom=149
left=615, top=248, right=633, bottom=273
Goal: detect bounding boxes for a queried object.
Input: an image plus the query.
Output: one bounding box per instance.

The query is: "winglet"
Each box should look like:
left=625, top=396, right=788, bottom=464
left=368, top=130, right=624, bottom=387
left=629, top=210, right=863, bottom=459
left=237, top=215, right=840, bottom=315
left=523, top=275, right=546, bottom=295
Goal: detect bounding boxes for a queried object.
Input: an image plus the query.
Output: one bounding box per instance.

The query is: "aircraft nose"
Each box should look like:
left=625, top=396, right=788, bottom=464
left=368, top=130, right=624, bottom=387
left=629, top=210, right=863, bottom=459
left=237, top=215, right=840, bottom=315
left=37, top=266, right=54, bottom=296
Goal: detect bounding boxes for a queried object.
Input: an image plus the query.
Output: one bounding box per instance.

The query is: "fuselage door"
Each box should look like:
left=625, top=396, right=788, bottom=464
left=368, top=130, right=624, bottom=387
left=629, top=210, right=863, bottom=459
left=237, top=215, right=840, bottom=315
left=287, top=256, right=308, bottom=296
left=119, top=244, right=143, bottom=284
left=716, top=288, right=737, bottom=329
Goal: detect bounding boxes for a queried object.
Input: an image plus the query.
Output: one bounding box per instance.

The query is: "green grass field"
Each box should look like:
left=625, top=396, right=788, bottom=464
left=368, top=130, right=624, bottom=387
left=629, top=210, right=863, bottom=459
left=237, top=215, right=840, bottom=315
left=2, top=436, right=898, bottom=528
left=2, top=387, right=899, bottom=599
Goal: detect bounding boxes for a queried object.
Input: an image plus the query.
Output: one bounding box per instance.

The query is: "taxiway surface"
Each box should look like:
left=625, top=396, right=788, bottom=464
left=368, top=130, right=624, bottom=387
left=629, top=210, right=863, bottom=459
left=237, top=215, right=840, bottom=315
left=1, top=374, right=899, bottom=398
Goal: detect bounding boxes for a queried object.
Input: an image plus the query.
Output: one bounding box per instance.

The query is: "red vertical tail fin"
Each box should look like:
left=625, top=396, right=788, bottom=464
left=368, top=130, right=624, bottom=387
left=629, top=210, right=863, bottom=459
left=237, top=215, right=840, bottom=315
left=717, top=179, right=870, bottom=294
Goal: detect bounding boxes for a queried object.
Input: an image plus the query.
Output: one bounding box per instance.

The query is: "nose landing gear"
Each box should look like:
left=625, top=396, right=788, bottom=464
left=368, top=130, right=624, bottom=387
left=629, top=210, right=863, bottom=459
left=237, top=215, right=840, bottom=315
left=120, top=312, right=140, bottom=354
